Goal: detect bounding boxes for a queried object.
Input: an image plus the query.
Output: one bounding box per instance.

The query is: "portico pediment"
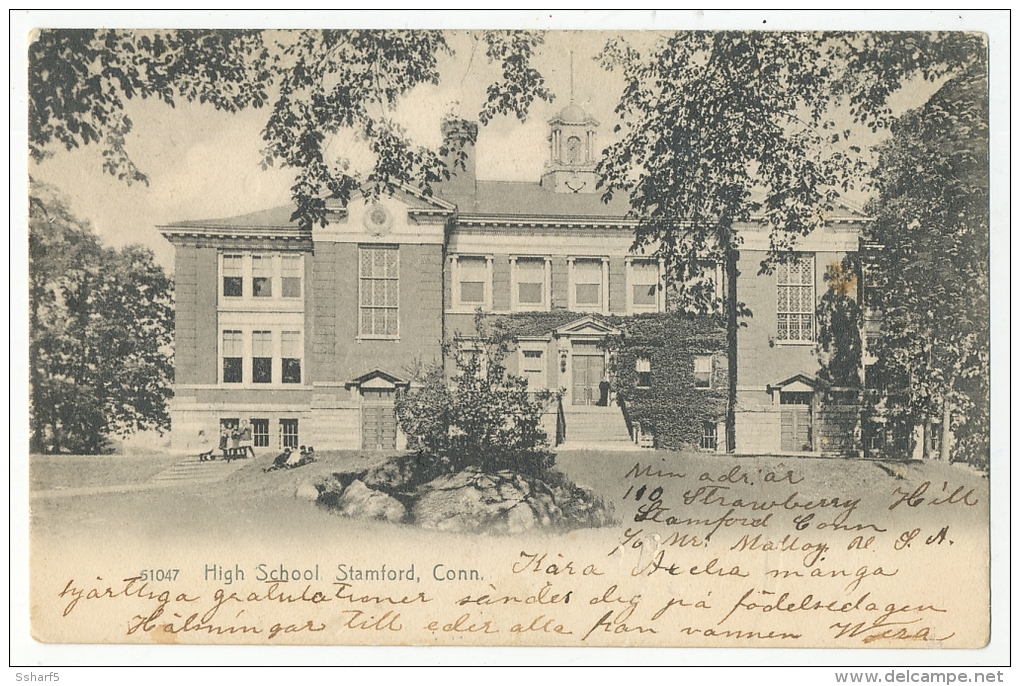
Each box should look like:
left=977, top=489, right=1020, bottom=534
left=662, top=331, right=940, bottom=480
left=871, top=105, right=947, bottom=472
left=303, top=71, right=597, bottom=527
left=345, top=368, right=410, bottom=391
left=767, top=372, right=828, bottom=394
left=554, top=315, right=621, bottom=338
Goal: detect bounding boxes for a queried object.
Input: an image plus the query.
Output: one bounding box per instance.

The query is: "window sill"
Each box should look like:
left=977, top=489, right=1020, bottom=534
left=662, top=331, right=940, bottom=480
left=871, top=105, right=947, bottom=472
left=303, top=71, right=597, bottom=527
left=774, top=339, right=815, bottom=347
left=357, top=336, right=401, bottom=342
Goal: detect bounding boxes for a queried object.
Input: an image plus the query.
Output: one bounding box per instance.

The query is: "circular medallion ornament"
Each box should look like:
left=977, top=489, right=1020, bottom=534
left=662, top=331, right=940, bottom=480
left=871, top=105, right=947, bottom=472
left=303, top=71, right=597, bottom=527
left=364, top=203, right=393, bottom=235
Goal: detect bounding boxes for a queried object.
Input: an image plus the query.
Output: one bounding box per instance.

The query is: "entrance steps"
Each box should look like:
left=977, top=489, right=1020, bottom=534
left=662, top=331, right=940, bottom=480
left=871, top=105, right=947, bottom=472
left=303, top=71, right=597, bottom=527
left=150, top=455, right=251, bottom=483
left=558, top=406, right=643, bottom=451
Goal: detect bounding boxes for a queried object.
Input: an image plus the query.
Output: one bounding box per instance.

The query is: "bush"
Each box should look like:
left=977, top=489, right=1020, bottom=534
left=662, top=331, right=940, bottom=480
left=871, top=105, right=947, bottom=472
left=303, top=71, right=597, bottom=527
left=396, top=316, right=558, bottom=477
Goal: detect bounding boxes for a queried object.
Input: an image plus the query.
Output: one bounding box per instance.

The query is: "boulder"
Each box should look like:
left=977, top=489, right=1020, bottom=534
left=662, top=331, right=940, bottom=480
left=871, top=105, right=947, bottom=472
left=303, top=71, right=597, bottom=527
left=335, top=480, right=407, bottom=523
left=295, top=481, right=320, bottom=501
left=412, top=469, right=521, bottom=533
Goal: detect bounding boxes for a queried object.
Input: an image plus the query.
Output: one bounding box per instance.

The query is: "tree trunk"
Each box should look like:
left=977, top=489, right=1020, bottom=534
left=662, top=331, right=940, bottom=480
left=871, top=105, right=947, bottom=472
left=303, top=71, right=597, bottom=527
left=725, top=247, right=739, bottom=453
left=922, top=416, right=932, bottom=460
left=940, top=396, right=952, bottom=462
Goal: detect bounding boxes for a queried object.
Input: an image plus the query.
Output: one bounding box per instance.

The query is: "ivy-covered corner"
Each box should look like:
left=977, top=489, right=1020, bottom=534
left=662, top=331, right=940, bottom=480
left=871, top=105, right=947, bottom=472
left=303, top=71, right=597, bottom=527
left=604, top=313, right=728, bottom=451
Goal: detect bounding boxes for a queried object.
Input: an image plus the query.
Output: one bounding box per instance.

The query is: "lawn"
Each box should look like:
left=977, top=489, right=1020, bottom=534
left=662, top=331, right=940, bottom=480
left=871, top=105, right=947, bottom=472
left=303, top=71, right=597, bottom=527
left=26, top=447, right=991, bottom=648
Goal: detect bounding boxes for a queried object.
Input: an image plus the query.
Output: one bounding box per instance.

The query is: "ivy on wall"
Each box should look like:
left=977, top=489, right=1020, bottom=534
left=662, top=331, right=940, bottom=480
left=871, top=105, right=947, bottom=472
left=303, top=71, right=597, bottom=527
left=483, top=310, right=728, bottom=451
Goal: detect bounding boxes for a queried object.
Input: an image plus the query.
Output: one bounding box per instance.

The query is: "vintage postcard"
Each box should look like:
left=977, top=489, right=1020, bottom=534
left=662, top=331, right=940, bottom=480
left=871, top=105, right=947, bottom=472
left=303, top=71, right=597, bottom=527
left=19, top=14, right=1002, bottom=658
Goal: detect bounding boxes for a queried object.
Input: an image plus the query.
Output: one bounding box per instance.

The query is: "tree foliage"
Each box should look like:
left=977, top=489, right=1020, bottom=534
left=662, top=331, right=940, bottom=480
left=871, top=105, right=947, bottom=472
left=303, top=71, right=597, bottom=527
left=864, top=63, right=989, bottom=466
left=593, top=31, right=983, bottom=451
left=29, top=29, right=553, bottom=228
left=816, top=258, right=863, bottom=388
left=597, top=31, right=984, bottom=301
left=29, top=182, right=174, bottom=453
left=396, top=318, right=557, bottom=476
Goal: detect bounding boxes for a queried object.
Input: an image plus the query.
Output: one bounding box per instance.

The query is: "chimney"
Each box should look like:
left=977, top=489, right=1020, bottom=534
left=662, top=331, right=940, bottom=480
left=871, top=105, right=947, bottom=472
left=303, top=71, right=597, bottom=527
left=439, top=118, right=477, bottom=198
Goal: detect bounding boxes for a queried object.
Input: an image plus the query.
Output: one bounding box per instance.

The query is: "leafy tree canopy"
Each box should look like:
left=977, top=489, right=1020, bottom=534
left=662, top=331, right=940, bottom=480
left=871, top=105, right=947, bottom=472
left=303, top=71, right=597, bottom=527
left=29, top=181, right=174, bottom=453
left=29, top=29, right=553, bottom=229
left=863, top=62, right=989, bottom=465
left=596, top=31, right=985, bottom=307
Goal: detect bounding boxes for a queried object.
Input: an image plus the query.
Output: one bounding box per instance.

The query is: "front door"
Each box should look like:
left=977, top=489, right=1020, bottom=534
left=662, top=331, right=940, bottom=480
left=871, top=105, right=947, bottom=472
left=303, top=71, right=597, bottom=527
left=362, top=389, right=397, bottom=450
left=780, top=391, right=813, bottom=452
left=572, top=343, right=605, bottom=406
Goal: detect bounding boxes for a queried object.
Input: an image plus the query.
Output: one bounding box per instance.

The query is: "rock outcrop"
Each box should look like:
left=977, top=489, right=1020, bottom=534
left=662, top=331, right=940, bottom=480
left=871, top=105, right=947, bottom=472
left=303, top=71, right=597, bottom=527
left=315, top=457, right=612, bottom=534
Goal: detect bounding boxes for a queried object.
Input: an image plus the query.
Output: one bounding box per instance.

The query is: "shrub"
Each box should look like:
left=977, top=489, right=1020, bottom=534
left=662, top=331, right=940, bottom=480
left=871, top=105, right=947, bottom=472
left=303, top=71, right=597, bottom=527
left=397, top=316, right=559, bottom=477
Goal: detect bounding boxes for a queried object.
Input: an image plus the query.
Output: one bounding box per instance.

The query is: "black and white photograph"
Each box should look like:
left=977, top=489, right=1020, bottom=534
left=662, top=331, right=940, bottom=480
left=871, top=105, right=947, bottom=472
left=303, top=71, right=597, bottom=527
left=12, top=10, right=1007, bottom=673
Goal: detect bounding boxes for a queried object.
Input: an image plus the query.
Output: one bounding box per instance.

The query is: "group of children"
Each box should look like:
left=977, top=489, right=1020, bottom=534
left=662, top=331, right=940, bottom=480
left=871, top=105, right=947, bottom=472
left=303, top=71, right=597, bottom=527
left=264, top=445, right=316, bottom=472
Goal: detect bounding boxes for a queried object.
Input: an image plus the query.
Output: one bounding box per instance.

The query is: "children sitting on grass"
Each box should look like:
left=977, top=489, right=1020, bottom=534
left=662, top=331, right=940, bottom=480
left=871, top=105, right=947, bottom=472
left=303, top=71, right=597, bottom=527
left=264, top=446, right=316, bottom=472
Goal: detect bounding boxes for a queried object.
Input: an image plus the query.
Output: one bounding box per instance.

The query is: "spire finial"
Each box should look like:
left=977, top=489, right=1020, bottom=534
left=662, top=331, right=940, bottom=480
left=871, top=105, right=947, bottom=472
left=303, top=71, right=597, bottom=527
left=569, top=50, right=575, bottom=104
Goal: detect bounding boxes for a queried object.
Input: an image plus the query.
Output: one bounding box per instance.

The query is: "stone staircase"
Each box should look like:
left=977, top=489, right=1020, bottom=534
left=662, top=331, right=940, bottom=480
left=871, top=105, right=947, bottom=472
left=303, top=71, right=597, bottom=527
left=558, top=406, right=643, bottom=451
left=150, top=455, right=252, bottom=484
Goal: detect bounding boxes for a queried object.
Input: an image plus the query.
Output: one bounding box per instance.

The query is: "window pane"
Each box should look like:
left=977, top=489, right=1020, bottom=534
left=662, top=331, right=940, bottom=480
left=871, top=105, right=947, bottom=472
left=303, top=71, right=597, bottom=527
left=635, top=358, right=651, bottom=373
left=223, top=276, right=243, bottom=297
left=517, top=258, right=545, bottom=276
left=574, top=259, right=602, bottom=282
left=281, top=255, right=302, bottom=277
left=252, top=331, right=273, bottom=357
left=251, top=419, right=270, bottom=447
left=458, top=256, right=487, bottom=277
left=282, top=277, right=301, bottom=298
left=223, top=358, right=242, bottom=383
left=631, top=260, right=658, bottom=282
left=280, top=419, right=299, bottom=448
left=518, top=282, right=543, bottom=304
left=223, top=255, right=243, bottom=275
left=252, top=277, right=272, bottom=297
left=252, top=255, right=272, bottom=276
left=281, top=331, right=301, bottom=358
left=461, top=281, right=485, bottom=303
left=222, top=331, right=243, bottom=357
left=632, top=284, right=657, bottom=305
left=576, top=283, right=601, bottom=305
left=694, top=355, right=712, bottom=373
left=253, top=357, right=272, bottom=383
left=282, top=358, right=301, bottom=384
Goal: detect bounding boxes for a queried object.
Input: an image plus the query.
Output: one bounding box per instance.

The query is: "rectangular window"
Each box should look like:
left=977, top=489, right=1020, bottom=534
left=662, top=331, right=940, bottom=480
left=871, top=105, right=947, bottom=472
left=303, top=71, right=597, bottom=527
left=635, top=357, right=651, bottom=388
left=222, top=255, right=243, bottom=297
left=280, top=419, right=299, bottom=449
left=281, top=330, right=302, bottom=384
left=252, top=330, right=273, bottom=383
left=694, top=355, right=712, bottom=388
left=521, top=349, right=545, bottom=390
left=251, top=418, right=270, bottom=448
left=222, top=330, right=243, bottom=383
left=360, top=246, right=399, bottom=337
left=573, top=259, right=603, bottom=308
left=701, top=422, right=718, bottom=451
left=630, top=260, right=659, bottom=308
left=777, top=256, right=814, bottom=341
left=281, top=255, right=302, bottom=298
left=457, top=256, right=487, bottom=306
left=516, top=258, right=547, bottom=309
left=252, top=255, right=273, bottom=298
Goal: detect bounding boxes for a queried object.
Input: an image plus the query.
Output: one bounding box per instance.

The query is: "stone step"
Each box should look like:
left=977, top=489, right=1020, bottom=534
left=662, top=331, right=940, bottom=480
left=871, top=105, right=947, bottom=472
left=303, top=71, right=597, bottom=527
left=150, top=457, right=251, bottom=483
left=557, top=440, right=645, bottom=452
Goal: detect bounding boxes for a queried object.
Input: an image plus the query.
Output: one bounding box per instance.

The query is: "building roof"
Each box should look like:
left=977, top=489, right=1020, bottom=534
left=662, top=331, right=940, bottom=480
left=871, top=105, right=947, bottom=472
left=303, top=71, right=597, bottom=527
left=161, top=182, right=867, bottom=231
left=164, top=205, right=302, bottom=230
left=440, top=181, right=633, bottom=220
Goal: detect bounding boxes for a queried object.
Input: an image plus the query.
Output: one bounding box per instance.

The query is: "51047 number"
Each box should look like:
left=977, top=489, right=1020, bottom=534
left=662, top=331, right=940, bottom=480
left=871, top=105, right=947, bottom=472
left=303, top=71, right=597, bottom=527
left=138, top=568, right=180, bottom=582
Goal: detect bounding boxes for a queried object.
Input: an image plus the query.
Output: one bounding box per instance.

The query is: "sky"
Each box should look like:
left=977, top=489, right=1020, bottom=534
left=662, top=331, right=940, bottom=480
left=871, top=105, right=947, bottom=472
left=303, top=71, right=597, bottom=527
left=19, top=13, right=1005, bottom=272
